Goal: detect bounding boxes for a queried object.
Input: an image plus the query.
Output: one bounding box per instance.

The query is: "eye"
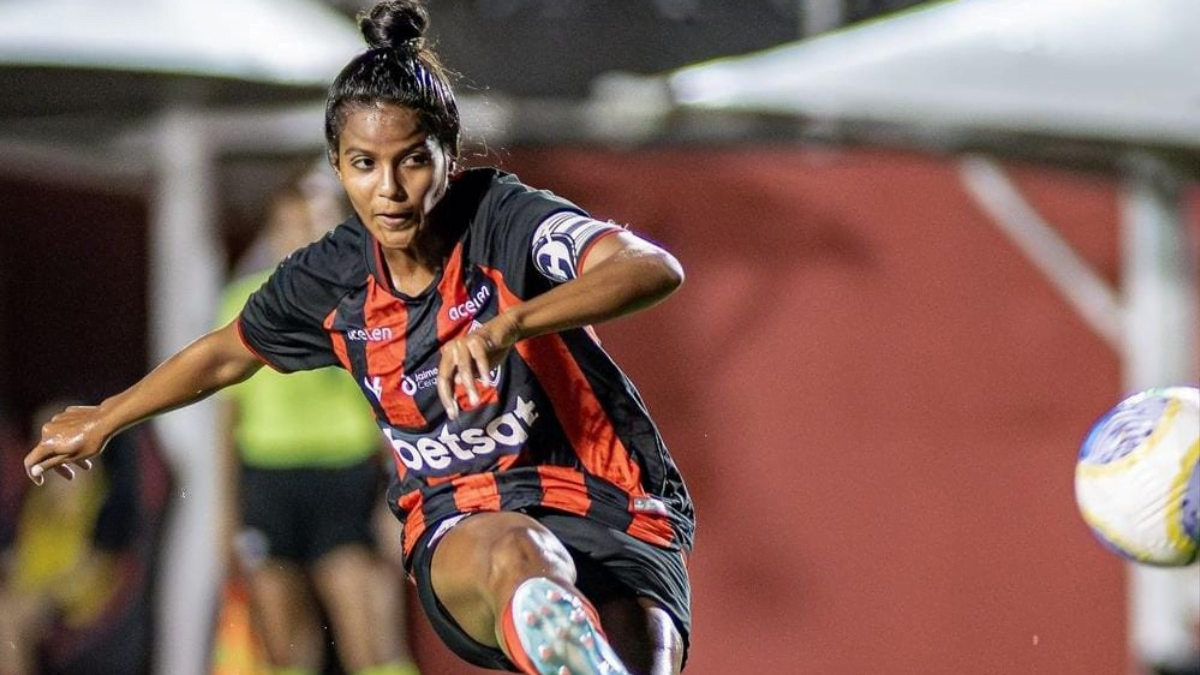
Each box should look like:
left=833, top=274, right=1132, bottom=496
left=402, top=152, right=432, bottom=168
left=349, top=156, right=374, bottom=170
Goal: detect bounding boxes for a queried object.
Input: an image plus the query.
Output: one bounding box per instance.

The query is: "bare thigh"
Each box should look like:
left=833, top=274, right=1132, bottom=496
left=597, top=596, right=684, bottom=675
left=429, top=511, right=578, bottom=648
left=309, top=544, right=403, bottom=672
left=245, top=558, right=322, bottom=669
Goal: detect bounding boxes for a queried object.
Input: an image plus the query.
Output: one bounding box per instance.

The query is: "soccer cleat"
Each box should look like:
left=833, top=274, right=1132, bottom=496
left=508, top=577, right=631, bottom=675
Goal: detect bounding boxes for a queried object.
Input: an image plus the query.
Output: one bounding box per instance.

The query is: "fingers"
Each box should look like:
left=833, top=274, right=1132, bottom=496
left=26, top=450, right=87, bottom=485
left=436, top=352, right=460, bottom=421
left=466, top=336, right=493, bottom=388
left=25, top=443, right=55, bottom=485
left=26, top=452, right=73, bottom=486
left=25, top=427, right=96, bottom=486
left=454, top=348, right=481, bottom=407
left=28, top=458, right=94, bottom=485
left=438, top=334, right=499, bottom=420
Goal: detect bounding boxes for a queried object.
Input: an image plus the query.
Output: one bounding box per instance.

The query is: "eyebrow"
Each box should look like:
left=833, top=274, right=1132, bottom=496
left=340, top=138, right=431, bottom=157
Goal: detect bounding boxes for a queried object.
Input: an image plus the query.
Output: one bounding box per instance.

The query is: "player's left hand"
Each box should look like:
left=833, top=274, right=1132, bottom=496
left=437, top=313, right=519, bottom=420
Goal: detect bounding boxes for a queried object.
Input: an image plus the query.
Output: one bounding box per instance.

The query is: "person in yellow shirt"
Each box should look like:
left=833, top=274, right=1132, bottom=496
left=2, top=402, right=168, bottom=675
left=216, top=170, right=418, bottom=675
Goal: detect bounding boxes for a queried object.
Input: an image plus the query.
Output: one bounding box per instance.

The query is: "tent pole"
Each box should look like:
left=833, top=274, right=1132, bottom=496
left=1118, top=153, right=1199, bottom=673
left=148, top=102, right=223, bottom=675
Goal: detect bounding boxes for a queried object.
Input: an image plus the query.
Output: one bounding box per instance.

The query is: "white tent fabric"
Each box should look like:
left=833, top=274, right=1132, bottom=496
left=0, top=0, right=361, bottom=86
left=670, top=0, right=1200, bottom=151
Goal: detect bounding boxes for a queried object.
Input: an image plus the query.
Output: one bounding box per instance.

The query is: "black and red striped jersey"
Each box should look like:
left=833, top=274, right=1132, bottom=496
left=238, top=168, right=694, bottom=560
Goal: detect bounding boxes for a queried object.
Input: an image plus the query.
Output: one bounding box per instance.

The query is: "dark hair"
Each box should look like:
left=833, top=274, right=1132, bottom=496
left=324, top=0, right=460, bottom=165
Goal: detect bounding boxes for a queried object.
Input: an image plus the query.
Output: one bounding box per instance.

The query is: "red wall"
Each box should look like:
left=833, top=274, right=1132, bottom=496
left=405, top=147, right=1158, bottom=675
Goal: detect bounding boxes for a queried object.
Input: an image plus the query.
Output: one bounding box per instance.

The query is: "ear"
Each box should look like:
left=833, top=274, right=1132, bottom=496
left=327, top=149, right=342, bottom=180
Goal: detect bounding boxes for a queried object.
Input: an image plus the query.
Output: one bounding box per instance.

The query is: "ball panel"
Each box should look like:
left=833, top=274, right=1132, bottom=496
left=1078, top=393, right=1170, bottom=466
left=1169, top=439, right=1198, bottom=548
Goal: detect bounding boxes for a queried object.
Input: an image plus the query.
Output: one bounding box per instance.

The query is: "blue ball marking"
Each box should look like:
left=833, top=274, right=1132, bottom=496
left=1078, top=394, right=1169, bottom=465
left=1184, top=459, right=1199, bottom=542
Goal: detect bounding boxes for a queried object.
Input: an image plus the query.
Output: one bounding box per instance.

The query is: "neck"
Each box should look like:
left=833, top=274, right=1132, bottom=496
left=381, top=231, right=447, bottom=296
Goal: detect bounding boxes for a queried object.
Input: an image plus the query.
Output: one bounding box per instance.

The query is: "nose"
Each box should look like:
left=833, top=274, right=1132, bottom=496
left=377, top=165, right=406, bottom=201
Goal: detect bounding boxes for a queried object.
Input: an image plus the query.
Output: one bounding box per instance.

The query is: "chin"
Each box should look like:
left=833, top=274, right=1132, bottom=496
left=378, top=233, right=416, bottom=252
left=369, top=223, right=415, bottom=246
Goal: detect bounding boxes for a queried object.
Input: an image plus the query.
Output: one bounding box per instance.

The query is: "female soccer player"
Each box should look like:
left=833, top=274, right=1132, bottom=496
left=24, top=2, right=694, bottom=674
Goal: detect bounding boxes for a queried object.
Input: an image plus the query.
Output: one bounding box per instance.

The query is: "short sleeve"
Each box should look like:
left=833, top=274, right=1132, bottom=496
left=237, top=239, right=351, bottom=373
left=468, top=172, right=588, bottom=295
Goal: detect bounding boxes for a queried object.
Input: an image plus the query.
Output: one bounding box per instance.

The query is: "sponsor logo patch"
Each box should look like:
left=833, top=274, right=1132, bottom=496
left=385, top=396, right=539, bottom=473
left=448, top=285, right=492, bottom=321
left=346, top=326, right=393, bottom=342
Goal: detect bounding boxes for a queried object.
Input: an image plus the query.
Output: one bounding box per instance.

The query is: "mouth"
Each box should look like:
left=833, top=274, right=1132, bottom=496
left=375, top=210, right=417, bottom=231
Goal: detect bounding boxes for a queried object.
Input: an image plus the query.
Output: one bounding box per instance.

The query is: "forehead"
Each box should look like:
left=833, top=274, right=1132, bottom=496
left=339, top=102, right=427, bottom=149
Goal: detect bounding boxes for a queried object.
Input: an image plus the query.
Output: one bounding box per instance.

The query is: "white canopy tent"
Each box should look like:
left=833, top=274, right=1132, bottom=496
left=669, top=0, right=1199, bottom=669
left=671, top=0, right=1200, bottom=153
left=0, top=0, right=359, bottom=92
left=0, top=2, right=361, bottom=674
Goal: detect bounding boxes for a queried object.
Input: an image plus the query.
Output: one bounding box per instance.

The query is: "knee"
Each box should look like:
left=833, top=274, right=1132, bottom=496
left=484, top=525, right=575, bottom=601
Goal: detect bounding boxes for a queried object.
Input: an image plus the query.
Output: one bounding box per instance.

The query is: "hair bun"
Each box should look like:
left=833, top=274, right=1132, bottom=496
left=359, top=0, right=429, bottom=51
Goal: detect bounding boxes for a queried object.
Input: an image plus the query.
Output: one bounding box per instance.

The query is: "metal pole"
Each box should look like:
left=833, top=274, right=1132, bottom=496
left=1119, top=154, right=1200, bottom=673
left=149, top=103, right=223, bottom=675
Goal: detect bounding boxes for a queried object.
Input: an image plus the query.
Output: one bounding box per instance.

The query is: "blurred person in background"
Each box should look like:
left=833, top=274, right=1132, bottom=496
left=22, top=1, right=695, bottom=674
left=1, top=401, right=170, bottom=675
left=214, top=168, right=419, bottom=675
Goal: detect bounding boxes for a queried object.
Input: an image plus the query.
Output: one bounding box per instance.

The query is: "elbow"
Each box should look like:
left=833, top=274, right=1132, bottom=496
left=640, top=248, right=684, bottom=299
left=659, top=251, right=685, bottom=294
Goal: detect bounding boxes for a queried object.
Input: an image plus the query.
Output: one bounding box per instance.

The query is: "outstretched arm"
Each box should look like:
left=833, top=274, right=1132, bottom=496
left=438, top=230, right=683, bottom=418
left=24, top=321, right=263, bottom=484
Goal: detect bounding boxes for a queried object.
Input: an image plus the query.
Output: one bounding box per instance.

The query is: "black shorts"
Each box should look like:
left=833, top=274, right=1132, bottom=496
left=238, top=455, right=382, bottom=565
left=411, top=508, right=692, bottom=671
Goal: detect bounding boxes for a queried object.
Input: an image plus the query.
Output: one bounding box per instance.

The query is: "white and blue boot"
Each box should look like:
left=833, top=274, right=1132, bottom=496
left=509, top=577, right=632, bottom=675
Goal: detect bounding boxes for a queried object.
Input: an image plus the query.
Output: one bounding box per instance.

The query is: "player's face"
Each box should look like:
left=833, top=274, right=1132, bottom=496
left=333, top=103, right=450, bottom=255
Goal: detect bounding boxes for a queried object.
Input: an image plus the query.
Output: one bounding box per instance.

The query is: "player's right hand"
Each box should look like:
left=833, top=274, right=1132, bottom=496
left=24, top=405, right=104, bottom=485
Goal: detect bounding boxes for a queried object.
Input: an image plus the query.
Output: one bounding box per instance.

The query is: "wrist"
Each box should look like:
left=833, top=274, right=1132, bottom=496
left=92, top=396, right=126, bottom=440
left=493, top=310, right=524, bottom=348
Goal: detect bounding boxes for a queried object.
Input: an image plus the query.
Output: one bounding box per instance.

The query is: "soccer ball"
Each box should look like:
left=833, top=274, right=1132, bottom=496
left=1075, top=386, right=1199, bottom=566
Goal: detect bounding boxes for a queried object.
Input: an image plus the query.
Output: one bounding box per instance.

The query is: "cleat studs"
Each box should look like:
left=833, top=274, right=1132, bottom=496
left=537, top=644, right=554, bottom=660
left=569, top=609, right=587, bottom=624
left=581, top=635, right=595, bottom=649
left=523, top=611, right=539, bottom=627
left=538, top=604, right=554, bottom=617
left=547, top=589, right=563, bottom=602
left=557, top=667, right=571, bottom=675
